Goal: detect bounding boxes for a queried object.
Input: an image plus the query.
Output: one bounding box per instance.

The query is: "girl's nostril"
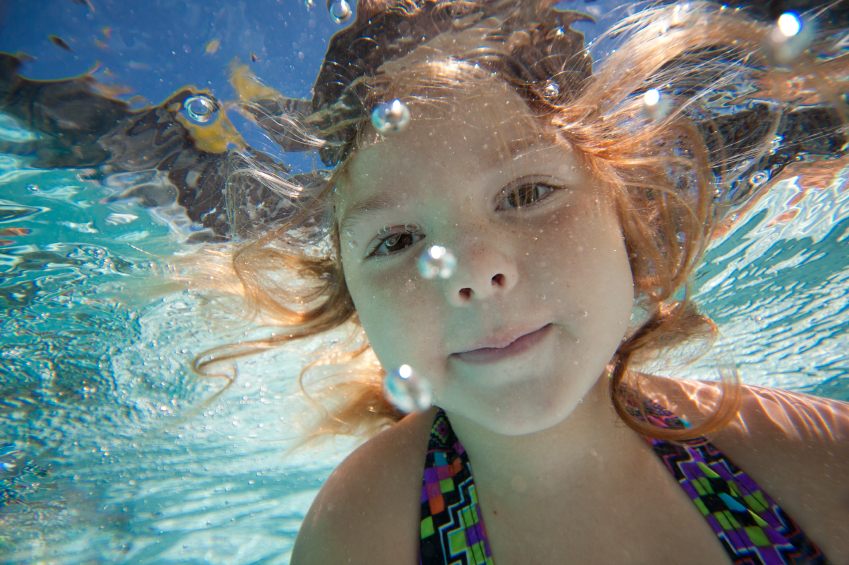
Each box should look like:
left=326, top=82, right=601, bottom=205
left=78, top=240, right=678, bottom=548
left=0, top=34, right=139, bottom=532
left=459, top=288, right=472, bottom=300
left=492, top=273, right=505, bottom=286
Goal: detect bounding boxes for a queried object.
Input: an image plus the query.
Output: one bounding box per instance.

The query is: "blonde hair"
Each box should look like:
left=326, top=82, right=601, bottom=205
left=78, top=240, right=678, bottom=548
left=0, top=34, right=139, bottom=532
left=181, top=1, right=847, bottom=444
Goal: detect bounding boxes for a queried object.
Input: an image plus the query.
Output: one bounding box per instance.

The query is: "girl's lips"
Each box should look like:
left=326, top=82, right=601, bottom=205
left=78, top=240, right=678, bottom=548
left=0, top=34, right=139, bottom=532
left=452, top=324, right=553, bottom=364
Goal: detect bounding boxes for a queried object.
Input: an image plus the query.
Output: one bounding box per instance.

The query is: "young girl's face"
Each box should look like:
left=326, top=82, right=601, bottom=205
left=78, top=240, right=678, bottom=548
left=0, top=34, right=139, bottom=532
left=338, top=81, right=635, bottom=435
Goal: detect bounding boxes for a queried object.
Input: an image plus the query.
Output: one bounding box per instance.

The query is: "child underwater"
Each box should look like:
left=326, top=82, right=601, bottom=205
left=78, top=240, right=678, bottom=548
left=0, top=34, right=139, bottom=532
left=3, top=0, right=846, bottom=562
left=254, top=1, right=849, bottom=563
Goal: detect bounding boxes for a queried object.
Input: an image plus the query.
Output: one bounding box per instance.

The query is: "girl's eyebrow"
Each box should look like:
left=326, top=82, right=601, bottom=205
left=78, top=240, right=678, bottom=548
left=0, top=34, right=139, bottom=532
left=478, top=137, right=546, bottom=170
left=340, top=191, right=405, bottom=233
left=340, top=136, right=559, bottom=232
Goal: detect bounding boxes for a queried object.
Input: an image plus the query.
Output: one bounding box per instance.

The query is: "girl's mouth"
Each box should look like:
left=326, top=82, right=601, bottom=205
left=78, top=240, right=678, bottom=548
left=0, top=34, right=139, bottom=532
left=452, top=324, right=553, bottom=364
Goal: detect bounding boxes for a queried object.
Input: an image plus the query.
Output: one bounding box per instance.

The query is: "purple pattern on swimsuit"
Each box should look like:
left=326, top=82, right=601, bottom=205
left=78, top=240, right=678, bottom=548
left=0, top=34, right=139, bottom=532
left=419, top=396, right=828, bottom=565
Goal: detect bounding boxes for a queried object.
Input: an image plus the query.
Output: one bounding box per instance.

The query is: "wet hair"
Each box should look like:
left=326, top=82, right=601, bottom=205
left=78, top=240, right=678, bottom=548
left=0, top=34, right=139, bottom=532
left=185, top=1, right=847, bottom=444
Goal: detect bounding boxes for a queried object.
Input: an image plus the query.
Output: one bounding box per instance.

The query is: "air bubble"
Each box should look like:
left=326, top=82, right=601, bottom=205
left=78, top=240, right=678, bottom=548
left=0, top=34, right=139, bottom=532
left=383, top=365, right=432, bottom=413
left=644, top=89, right=660, bottom=106
left=642, top=88, right=670, bottom=121
left=344, top=228, right=357, bottom=248
left=777, top=12, right=801, bottom=37
left=765, top=12, right=812, bottom=64
left=371, top=99, right=411, bottom=134
left=327, top=0, right=352, bottom=24
left=769, top=135, right=783, bottom=155
left=542, top=81, right=559, bottom=100
left=183, top=95, right=217, bottom=124
left=750, top=171, right=769, bottom=186
left=418, top=245, right=457, bottom=280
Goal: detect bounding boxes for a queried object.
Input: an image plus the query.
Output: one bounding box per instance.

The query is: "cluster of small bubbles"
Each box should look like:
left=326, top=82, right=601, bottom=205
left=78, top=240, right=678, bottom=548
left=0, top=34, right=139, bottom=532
left=749, top=170, right=769, bottom=186
left=642, top=88, right=671, bottom=121
left=765, top=12, right=812, bottom=64
left=344, top=228, right=357, bottom=248
left=383, top=365, right=432, bottom=413
left=676, top=232, right=686, bottom=243
left=418, top=245, right=457, bottom=279
left=304, top=0, right=314, bottom=8
left=26, top=184, right=38, bottom=192
left=327, top=0, right=352, bottom=23
left=769, top=135, right=783, bottom=155
left=371, top=99, right=411, bottom=134
left=183, top=95, right=217, bottom=124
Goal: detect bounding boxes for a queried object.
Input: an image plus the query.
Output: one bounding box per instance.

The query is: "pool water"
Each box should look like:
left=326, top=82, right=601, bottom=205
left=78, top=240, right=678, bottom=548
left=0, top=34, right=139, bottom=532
left=0, top=153, right=358, bottom=564
left=0, top=1, right=847, bottom=563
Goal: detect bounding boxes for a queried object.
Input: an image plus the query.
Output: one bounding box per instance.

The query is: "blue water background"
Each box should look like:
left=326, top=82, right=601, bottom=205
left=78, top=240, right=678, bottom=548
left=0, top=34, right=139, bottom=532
left=0, top=0, right=847, bottom=563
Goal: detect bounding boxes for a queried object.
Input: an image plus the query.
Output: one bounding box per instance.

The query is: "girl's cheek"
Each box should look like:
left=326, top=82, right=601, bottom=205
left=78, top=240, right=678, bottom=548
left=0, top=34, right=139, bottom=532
left=356, top=274, right=422, bottom=319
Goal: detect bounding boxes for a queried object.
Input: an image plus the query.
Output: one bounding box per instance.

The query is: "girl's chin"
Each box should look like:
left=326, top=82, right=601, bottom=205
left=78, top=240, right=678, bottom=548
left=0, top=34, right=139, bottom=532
left=440, top=390, right=588, bottom=437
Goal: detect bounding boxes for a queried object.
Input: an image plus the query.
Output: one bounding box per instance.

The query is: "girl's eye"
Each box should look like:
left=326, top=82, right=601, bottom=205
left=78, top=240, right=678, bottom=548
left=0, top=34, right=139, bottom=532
left=369, top=230, right=424, bottom=257
left=500, top=181, right=558, bottom=210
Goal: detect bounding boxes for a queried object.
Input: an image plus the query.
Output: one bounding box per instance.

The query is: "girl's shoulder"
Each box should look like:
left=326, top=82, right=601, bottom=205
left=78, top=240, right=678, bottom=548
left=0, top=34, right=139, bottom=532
left=645, top=374, right=849, bottom=563
left=644, top=374, right=849, bottom=444
left=289, top=407, right=436, bottom=565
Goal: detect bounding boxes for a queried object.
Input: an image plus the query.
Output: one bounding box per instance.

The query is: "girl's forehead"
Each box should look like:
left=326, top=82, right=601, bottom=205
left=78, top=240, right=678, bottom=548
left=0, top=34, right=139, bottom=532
left=347, top=82, right=545, bottom=181
left=336, top=95, right=583, bottom=224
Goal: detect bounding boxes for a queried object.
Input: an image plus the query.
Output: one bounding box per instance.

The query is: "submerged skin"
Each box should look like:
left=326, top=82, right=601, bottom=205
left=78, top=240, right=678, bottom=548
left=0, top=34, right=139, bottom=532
left=291, top=83, right=849, bottom=564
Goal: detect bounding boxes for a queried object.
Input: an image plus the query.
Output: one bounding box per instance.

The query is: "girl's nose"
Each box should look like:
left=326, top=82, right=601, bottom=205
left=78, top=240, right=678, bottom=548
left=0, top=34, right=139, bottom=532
left=443, top=242, right=518, bottom=306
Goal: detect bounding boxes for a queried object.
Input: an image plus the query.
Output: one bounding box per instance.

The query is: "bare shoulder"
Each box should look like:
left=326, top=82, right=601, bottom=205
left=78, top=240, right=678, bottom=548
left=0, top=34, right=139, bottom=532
left=644, top=374, right=849, bottom=562
left=643, top=374, right=849, bottom=443
left=290, top=407, right=436, bottom=565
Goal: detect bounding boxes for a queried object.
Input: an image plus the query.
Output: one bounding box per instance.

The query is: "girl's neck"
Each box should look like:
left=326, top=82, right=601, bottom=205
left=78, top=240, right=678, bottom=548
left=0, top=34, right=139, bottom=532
left=443, top=374, right=653, bottom=502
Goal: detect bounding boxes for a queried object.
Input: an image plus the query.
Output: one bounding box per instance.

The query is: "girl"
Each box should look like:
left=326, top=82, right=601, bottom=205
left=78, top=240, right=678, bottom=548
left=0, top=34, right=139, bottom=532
left=202, top=0, right=849, bottom=563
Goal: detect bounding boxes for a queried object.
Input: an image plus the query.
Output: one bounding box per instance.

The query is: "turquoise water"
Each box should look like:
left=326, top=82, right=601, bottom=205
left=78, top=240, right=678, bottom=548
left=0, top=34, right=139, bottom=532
left=0, top=137, right=354, bottom=563
left=1, top=1, right=848, bottom=564
left=692, top=177, right=849, bottom=395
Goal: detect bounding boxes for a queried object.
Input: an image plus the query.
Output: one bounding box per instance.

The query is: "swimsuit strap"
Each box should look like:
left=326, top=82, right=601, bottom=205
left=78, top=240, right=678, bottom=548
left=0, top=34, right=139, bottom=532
left=626, top=396, right=829, bottom=565
left=420, top=400, right=829, bottom=565
left=420, top=410, right=493, bottom=565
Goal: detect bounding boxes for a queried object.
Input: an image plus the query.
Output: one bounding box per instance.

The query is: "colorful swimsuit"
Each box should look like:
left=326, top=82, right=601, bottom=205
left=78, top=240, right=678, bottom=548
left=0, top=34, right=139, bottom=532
left=419, top=397, right=829, bottom=565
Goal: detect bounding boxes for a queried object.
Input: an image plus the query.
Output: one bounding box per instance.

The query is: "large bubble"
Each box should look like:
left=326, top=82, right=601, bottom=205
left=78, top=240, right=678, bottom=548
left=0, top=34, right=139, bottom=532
left=327, top=0, right=352, bottom=23
left=765, top=12, right=813, bottom=64
left=418, top=245, right=457, bottom=280
left=371, top=99, right=411, bottom=134
left=641, top=88, right=670, bottom=121
left=183, top=95, right=217, bottom=124
left=383, top=365, right=432, bottom=413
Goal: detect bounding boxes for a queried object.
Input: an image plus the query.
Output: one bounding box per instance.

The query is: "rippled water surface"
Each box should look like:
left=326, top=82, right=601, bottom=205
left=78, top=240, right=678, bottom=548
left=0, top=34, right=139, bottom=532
left=1, top=1, right=847, bottom=564
left=0, top=151, right=359, bottom=564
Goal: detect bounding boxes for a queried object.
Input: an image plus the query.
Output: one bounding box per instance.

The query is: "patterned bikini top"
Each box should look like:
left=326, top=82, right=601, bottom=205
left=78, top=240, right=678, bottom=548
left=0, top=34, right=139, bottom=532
left=419, top=397, right=829, bottom=565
